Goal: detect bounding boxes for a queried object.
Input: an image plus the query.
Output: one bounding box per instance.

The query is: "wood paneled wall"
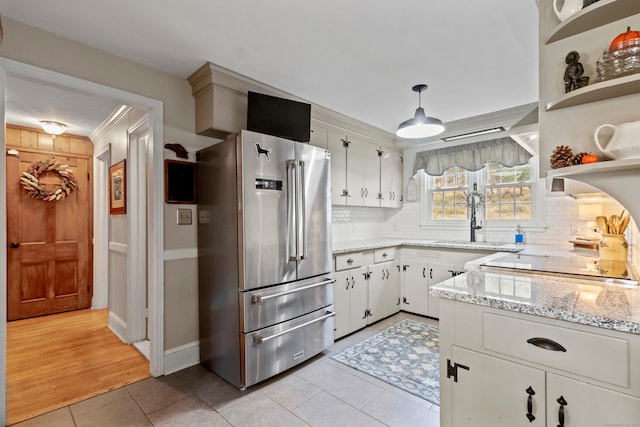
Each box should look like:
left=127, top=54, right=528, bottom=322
left=6, top=124, right=93, bottom=157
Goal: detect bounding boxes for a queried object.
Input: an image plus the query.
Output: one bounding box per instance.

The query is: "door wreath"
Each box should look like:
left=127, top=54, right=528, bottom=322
left=20, top=159, right=77, bottom=201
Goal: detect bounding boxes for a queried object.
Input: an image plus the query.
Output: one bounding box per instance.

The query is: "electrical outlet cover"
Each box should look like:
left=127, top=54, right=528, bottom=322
left=177, top=208, right=192, bottom=225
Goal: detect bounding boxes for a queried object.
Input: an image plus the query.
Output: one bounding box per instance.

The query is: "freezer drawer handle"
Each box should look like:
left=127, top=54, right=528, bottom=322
left=253, top=310, right=336, bottom=344
left=251, top=278, right=336, bottom=303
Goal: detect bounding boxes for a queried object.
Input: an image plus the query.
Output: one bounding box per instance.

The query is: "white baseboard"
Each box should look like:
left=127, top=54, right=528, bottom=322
left=163, top=341, right=200, bottom=375
left=108, top=311, right=129, bottom=343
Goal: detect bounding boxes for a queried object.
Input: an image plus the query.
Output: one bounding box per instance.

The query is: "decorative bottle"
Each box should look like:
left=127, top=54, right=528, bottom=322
left=515, top=225, right=525, bottom=244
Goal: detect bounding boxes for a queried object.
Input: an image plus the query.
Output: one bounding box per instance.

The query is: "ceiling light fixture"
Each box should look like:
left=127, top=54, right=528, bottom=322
left=40, top=120, right=67, bottom=136
left=441, top=126, right=505, bottom=142
left=396, top=84, right=444, bottom=139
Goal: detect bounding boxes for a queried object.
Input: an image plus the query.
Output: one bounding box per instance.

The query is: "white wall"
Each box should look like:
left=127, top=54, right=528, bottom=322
left=0, top=18, right=212, bottom=355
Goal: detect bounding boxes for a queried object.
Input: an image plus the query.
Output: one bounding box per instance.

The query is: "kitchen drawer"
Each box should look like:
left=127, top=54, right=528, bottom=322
left=240, top=276, right=334, bottom=332
left=374, top=247, right=396, bottom=263
left=335, top=251, right=372, bottom=270
left=242, top=306, right=335, bottom=388
left=483, top=312, right=629, bottom=387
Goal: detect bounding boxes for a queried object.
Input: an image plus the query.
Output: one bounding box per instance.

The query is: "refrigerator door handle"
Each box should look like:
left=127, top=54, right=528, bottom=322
left=251, top=278, right=336, bottom=303
left=287, top=160, right=298, bottom=261
left=297, top=160, right=308, bottom=260
left=253, top=310, right=336, bottom=344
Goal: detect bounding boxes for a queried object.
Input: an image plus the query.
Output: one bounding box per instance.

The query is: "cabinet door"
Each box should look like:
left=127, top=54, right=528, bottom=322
left=385, top=263, right=401, bottom=317
left=309, top=123, right=328, bottom=149
left=347, top=137, right=379, bottom=207
left=380, top=149, right=403, bottom=208
left=546, top=373, right=640, bottom=427
left=328, top=131, right=348, bottom=206
left=333, top=270, right=352, bottom=339
left=349, top=266, right=369, bottom=332
left=450, top=346, right=546, bottom=427
left=367, top=263, right=386, bottom=324
left=402, top=262, right=429, bottom=316
left=426, top=262, right=456, bottom=318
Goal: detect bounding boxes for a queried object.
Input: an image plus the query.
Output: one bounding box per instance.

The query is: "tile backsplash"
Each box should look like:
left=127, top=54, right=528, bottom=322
left=331, top=193, right=638, bottom=267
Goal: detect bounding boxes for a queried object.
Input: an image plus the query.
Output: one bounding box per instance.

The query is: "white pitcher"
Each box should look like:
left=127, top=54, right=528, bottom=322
left=553, top=0, right=583, bottom=22
left=594, top=121, right=640, bottom=160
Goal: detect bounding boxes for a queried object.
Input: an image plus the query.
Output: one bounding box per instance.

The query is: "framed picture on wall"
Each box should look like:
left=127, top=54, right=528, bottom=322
left=165, top=159, right=196, bottom=204
left=109, top=159, right=126, bottom=215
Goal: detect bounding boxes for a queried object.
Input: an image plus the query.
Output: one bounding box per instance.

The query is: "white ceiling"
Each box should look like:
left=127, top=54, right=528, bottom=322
left=0, top=0, right=539, bottom=137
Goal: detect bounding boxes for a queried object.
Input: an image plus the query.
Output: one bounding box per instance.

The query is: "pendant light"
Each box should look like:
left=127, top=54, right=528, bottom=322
left=396, top=84, right=444, bottom=139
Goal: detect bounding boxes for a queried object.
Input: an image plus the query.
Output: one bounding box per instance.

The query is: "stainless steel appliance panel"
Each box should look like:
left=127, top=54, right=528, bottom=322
left=240, top=275, right=334, bottom=332
left=295, top=142, right=332, bottom=280
left=241, top=306, right=335, bottom=388
left=196, top=138, right=243, bottom=388
left=240, top=130, right=297, bottom=290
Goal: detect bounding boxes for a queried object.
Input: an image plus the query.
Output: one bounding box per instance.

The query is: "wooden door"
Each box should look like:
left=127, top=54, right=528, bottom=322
left=7, top=152, right=92, bottom=320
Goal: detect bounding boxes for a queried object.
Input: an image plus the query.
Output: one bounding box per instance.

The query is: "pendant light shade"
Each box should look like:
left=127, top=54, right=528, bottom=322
left=396, top=84, right=444, bottom=139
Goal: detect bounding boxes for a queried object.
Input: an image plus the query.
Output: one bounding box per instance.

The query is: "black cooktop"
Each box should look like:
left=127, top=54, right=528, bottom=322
left=480, top=253, right=637, bottom=285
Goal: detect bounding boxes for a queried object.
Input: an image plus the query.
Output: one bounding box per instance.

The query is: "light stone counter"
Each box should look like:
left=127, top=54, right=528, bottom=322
left=332, top=238, right=522, bottom=254
left=431, top=267, right=640, bottom=335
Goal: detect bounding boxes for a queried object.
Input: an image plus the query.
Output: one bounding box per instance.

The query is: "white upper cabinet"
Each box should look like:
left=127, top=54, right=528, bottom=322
left=380, top=149, right=403, bottom=208
left=327, top=129, right=402, bottom=208
left=309, top=122, right=329, bottom=149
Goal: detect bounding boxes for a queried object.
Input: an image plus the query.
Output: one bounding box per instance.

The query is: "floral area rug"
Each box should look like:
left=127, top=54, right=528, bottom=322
left=331, top=319, right=440, bottom=405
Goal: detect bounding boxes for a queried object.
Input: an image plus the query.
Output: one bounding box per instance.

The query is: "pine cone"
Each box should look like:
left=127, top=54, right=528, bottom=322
left=572, top=151, right=589, bottom=165
left=550, top=145, right=574, bottom=169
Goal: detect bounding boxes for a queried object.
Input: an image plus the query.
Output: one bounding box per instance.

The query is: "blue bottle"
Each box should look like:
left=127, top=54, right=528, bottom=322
left=515, top=225, right=525, bottom=244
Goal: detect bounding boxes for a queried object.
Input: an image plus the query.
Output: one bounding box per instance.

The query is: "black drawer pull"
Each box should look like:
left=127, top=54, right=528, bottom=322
left=527, top=337, right=566, bottom=352
left=556, top=395, right=567, bottom=427
left=525, top=386, right=535, bottom=422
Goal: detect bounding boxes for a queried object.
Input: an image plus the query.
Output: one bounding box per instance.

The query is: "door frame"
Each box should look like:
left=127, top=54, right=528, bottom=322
left=0, top=58, right=165, bottom=425
left=93, top=143, right=111, bottom=310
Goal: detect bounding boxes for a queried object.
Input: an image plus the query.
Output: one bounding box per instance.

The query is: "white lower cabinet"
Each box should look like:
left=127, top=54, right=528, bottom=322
left=440, top=299, right=640, bottom=426
left=333, top=267, right=368, bottom=339
left=449, top=346, right=640, bottom=426
left=545, top=372, right=640, bottom=426
left=401, top=261, right=431, bottom=316
left=450, top=346, right=546, bottom=426
left=333, top=249, right=400, bottom=339
left=401, top=248, right=488, bottom=318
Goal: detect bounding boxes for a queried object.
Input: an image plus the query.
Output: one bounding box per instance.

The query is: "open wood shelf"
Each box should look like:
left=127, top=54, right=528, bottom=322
left=545, top=72, right=640, bottom=111
left=546, top=0, right=640, bottom=44
left=547, top=157, right=640, bottom=178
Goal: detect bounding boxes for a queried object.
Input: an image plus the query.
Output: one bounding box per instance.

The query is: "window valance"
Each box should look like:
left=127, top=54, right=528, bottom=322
left=413, top=137, right=533, bottom=176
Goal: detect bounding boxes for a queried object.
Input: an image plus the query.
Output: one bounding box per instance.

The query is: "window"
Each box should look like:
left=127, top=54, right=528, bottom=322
left=431, top=167, right=468, bottom=220
left=422, top=157, right=543, bottom=228
left=484, top=162, right=532, bottom=220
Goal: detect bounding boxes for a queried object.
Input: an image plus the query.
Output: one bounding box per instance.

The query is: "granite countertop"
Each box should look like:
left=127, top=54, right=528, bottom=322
left=332, top=238, right=522, bottom=254
left=431, top=264, right=640, bottom=335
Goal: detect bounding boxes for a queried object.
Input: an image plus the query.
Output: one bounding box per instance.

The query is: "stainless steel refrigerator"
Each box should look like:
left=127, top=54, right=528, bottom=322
left=196, top=130, right=334, bottom=389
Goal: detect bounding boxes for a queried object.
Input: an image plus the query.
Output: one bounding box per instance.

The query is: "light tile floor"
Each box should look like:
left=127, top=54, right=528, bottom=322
left=12, top=312, right=440, bottom=427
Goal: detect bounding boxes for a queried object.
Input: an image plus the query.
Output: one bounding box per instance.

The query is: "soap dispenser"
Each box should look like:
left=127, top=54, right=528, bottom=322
left=515, top=225, right=525, bottom=244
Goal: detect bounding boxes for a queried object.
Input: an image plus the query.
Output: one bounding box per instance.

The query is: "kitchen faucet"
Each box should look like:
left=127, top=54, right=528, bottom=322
left=470, top=183, right=482, bottom=242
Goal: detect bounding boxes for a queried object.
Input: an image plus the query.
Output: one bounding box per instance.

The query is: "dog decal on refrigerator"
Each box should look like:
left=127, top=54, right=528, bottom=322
left=256, top=144, right=272, bottom=160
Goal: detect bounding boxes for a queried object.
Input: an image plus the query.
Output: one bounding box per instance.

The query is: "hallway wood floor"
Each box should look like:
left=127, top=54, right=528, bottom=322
left=7, top=308, right=150, bottom=425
